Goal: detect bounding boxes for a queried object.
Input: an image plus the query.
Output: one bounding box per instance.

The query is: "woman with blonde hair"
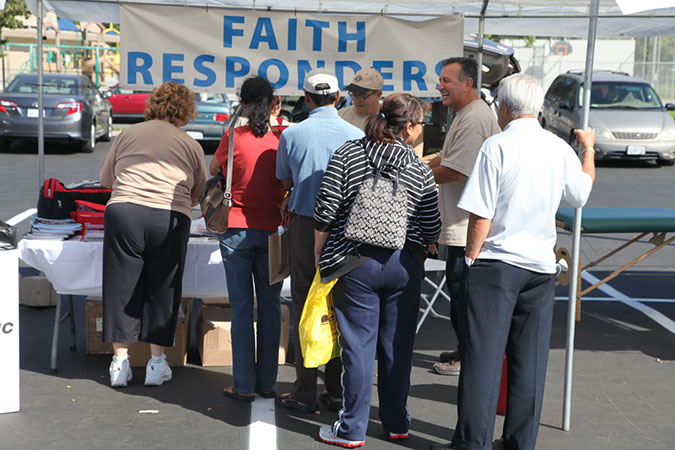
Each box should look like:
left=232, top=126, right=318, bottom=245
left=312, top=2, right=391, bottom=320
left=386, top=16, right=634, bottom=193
left=100, top=81, right=207, bottom=387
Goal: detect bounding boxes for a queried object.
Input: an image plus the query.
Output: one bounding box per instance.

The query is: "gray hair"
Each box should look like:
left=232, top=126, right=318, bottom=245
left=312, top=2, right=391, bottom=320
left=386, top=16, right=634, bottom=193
left=497, top=74, right=544, bottom=118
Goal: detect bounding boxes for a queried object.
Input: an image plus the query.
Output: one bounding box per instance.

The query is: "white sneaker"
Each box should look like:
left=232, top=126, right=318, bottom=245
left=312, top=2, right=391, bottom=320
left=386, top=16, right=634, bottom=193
left=144, top=358, right=172, bottom=386
left=109, top=358, right=132, bottom=387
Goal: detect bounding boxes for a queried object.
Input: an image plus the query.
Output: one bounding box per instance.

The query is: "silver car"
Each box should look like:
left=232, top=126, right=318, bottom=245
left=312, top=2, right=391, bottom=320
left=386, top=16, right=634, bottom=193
left=0, top=73, right=113, bottom=153
left=540, top=71, right=675, bottom=166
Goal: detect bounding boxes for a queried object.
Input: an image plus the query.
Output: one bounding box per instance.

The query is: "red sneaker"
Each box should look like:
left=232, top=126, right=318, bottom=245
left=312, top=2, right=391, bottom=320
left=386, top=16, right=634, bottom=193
left=388, top=432, right=409, bottom=440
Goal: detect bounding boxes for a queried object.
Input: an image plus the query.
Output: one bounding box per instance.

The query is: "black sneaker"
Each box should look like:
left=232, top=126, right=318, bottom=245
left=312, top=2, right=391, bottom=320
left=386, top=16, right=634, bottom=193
left=319, top=390, right=343, bottom=411
left=439, top=350, right=460, bottom=363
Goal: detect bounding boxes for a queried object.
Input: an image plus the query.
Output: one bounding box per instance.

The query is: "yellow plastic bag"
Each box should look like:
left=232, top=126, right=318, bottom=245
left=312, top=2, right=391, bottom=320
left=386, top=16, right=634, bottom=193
left=299, top=269, right=340, bottom=368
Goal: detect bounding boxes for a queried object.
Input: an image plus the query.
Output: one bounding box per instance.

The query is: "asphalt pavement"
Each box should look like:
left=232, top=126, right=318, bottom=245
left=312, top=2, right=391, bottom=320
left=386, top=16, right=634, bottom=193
left=1, top=135, right=674, bottom=449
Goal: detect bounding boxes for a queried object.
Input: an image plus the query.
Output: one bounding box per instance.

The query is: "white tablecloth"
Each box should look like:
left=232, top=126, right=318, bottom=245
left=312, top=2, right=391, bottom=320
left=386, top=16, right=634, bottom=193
left=19, top=237, right=291, bottom=298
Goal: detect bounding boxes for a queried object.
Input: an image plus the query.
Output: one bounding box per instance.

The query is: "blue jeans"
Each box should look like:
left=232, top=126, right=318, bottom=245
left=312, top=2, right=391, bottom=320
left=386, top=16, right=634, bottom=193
left=331, top=248, right=423, bottom=441
left=219, top=228, right=283, bottom=394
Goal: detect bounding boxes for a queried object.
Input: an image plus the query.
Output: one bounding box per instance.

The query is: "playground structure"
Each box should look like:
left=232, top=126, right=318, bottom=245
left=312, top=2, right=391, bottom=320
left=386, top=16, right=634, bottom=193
left=0, top=14, right=120, bottom=89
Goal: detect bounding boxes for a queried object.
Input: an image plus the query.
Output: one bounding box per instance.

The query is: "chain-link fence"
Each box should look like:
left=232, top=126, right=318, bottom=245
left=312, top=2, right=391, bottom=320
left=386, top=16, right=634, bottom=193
left=634, top=62, right=675, bottom=104
left=1, top=44, right=120, bottom=90
left=504, top=38, right=675, bottom=105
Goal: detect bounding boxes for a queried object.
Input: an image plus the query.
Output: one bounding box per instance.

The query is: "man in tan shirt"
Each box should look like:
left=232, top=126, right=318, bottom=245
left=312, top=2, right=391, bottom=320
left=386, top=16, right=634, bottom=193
left=427, top=57, right=501, bottom=376
left=338, top=67, right=384, bottom=130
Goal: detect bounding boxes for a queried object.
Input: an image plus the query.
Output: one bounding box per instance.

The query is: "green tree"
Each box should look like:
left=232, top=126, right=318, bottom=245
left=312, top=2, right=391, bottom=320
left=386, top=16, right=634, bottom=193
left=487, top=35, right=536, bottom=48
left=0, top=0, right=30, bottom=45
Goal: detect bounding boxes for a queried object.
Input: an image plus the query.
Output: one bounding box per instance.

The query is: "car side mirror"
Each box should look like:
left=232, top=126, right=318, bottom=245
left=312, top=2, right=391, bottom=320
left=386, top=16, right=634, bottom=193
left=558, top=100, right=572, bottom=110
left=666, top=103, right=675, bottom=111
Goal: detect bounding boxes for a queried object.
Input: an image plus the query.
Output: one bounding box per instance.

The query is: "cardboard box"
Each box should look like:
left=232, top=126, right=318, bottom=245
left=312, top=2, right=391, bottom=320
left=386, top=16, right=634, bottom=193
left=197, top=304, right=289, bottom=367
left=201, top=297, right=229, bottom=305
left=85, top=297, right=192, bottom=366
left=201, top=297, right=261, bottom=308
left=128, top=298, right=192, bottom=368
left=85, top=298, right=113, bottom=354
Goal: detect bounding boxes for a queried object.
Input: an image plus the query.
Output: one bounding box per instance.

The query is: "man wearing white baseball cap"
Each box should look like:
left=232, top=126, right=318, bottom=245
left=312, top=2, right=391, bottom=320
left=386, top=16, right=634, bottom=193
left=276, top=68, right=364, bottom=414
left=339, top=67, right=384, bottom=131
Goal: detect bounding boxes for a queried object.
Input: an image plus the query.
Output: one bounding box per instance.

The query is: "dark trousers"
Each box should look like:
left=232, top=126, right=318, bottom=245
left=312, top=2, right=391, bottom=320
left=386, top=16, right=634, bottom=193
left=331, top=248, right=423, bottom=441
left=288, top=214, right=341, bottom=404
left=445, top=246, right=467, bottom=349
left=452, top=260, right=555, bottom=450
left=102, top=203, right=190, bottom=347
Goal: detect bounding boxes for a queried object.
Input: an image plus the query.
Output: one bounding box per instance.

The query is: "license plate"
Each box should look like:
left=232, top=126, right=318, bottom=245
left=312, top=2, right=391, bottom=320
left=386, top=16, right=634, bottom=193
left=27, top=108, right=39, bottom=118
left=186, top=131, right=203, bottom=140
left=626, top=145, right=646, bottom=155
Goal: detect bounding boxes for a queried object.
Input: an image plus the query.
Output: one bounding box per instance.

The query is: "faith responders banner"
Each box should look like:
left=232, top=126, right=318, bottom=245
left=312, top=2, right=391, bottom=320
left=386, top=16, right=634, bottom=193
left=120, top=4, right=463, bottom=95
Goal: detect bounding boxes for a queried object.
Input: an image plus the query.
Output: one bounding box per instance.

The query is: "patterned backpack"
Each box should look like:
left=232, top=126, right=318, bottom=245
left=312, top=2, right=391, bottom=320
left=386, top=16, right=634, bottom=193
left=344, top=153, right=413, bottom=250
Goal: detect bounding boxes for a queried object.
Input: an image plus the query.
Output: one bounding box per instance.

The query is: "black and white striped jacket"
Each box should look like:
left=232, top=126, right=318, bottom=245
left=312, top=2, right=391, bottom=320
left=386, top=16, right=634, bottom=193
left=314, top=135, right=441, bottom=282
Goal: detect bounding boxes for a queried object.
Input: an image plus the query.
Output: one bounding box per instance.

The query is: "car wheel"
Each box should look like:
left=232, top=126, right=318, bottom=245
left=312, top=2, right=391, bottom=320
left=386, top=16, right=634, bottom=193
left=0, top=137, right=8, bottom=151
left=81, top=122, right=96, bottom=153
left=658, top=159, right=675, bottom=166
left=101, top=115, right=113, bottom=142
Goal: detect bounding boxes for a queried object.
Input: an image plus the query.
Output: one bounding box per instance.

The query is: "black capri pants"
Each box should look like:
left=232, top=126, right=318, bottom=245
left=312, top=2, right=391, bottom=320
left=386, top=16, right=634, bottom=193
left=102, top=202, right=191, bottom=347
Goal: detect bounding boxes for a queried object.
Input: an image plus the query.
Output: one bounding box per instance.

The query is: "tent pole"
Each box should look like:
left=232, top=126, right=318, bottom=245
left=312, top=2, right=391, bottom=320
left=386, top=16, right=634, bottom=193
left=37, top=0, right=45, bottom=188
left=563, top=0, right=599, bottom=432
left=476, top=0, right=489, bottom=92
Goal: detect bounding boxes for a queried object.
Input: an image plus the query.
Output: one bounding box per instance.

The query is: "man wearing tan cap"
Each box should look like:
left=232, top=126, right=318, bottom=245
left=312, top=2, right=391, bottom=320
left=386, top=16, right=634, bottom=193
left=338, top=67, right=384, bottom=131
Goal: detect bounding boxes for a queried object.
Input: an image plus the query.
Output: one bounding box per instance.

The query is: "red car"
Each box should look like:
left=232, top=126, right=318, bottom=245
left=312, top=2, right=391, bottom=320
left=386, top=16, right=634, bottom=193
left=103, top=84, right=150, bottom=122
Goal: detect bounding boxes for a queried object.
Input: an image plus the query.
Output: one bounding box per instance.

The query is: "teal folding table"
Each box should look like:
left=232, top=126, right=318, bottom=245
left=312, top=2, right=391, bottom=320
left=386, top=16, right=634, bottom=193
left=555, top=208, right=675, bottom=320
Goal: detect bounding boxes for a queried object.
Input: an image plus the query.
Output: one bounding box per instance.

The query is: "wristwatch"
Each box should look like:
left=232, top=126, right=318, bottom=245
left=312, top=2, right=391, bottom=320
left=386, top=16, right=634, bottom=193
left=464, top=256, right=474, bottom=267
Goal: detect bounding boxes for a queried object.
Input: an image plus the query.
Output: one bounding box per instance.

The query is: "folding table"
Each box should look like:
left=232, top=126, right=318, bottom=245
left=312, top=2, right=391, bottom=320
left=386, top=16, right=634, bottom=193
left=18, top=237, right=291, bottom=372
left=555, top=207, right=675, bottom=320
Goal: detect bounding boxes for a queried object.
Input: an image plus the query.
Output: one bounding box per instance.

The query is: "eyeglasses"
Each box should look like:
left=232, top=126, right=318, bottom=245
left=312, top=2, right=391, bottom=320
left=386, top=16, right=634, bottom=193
left=349, top=91, right=378, bottom=101
left=415, top=121, right=426, bottom=127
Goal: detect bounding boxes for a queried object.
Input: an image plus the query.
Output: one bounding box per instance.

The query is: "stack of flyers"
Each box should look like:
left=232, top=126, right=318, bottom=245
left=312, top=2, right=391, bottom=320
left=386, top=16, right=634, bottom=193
left=82, top=229, right=105, bottom=240
left=24, top=217, right=82, bottom=240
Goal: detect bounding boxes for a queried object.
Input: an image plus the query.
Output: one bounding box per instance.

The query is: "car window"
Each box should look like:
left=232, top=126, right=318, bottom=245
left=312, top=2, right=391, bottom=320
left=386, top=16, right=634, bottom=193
left=580, top=82, right=664, bottom=109
left=7, top=76, right=80, bottom=95
left=195, top=93, right=226, bottom=103
left=561, top=79, right=577, bottom=106
left=110, top=85, right=136, bottom=95
left=545, top=77, right=568, bottom=103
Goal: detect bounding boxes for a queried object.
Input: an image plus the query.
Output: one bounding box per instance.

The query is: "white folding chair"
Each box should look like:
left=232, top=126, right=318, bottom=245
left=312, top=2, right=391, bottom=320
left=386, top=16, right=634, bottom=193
left=416, top=258, right=452, bottom=334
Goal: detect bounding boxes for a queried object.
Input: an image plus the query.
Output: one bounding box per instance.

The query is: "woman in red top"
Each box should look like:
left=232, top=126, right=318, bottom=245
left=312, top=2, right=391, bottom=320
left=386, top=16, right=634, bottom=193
left=208, top=77, right=286, bottom=402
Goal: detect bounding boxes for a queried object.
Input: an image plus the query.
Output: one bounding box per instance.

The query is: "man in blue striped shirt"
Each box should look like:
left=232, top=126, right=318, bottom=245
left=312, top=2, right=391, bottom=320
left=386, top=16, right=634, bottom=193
left=275, top=69, right=364, bottom=414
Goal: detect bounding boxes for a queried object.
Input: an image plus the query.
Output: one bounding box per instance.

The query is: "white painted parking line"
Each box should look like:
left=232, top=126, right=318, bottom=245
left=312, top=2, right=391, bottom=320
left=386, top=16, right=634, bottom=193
left=580, top=272, right=675, bottom=335
left=249, top=398, right=276, bottom=450
left=7, top=208, right=37, bottom=226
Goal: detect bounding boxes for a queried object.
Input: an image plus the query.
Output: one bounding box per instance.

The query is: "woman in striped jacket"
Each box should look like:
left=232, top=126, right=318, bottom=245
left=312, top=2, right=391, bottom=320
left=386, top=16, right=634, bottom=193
left=314, top=94, right=441, bottom=447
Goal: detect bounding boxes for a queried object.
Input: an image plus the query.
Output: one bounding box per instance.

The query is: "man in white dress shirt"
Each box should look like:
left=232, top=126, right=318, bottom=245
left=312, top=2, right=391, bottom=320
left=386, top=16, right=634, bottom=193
left=433, top=73, right=596, bottom=450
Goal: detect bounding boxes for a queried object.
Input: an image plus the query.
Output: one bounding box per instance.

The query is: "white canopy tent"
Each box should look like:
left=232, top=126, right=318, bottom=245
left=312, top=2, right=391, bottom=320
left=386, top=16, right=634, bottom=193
left=24, top=0, right=675, bottom=37
left=23, top=0, right=675, bottom=433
